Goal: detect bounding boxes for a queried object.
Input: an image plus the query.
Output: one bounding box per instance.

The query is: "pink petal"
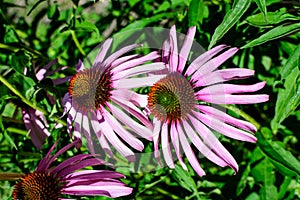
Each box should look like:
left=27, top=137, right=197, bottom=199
left=195, top=47, right=238, bottom=76
left=161, top=122, right=175, bottom=168
left=110, top=54, right=140, bottom=69
left=193, top=111, right=257, bottom=143
left=188, top=114, right=238, bottom=173
left=112, top=62, right=166, bottom=81
left=35, top=59, right=57, bottom=80
left=193, top=68, right=255, bottom=87
left=111, top=89, right=148, bottom=107
left=73, top=111, right=83, bottom=141
left=81, top=111, right=95, bottom=154
left=197, top=94, right=269, bottom=104
left=101, top=118, right=136, bottom=162
left=111, top=96, right=153, bottom=129
left=93, top=38, right=113, bottom=66
left=102, top=44, right=142, bottom=68
left=197, top=105, right=257, bottom=133
left=162, top=40, right=171, bottom=64
left=108, top=102, right=152, bottom=140
left=178, top=26, right=196, bottom=72
left=111, top=51, right=160, bottom=73
left=153, top=118, right=162, bottom=166
left=196, top=82, right=266, bottom=95
left=102, top=106, right=144, bottom=151
left=113, top=75, right=166, bottom=89
left=64, top=170, right=125, bottom=180
left=62, top=183, right=133, bottom=198
left=169, top=25, right=178, bottom=72
left=177, top=123, right=206, bottom=176
left=76, top=59, right=84, bottom=72
left=186, top=45, right=227, bottom=77
left=182, top=119, right=228, bottom=167
left=170, top=122, right=187, bottom=170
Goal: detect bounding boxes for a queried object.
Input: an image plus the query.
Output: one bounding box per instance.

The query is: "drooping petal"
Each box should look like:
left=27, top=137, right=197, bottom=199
left=188, top=114, right=238, bottom=173
left=170, top=121, right=187, bottom=170
left=101, top=119, right=136, bottom=162
left=177, top=26, right=196, bottom=73
left=76, top=59, right=85, bottom=72
left=176, top=123, right=206, bottom=176
left=101, top=106, right=144, bottom=151
left=182, top=119, right=228, bottom=167
left=196, top=105, right=257, bottom=133
left=162, top=40, right=171, bottom=64
left=161, top=121, right=175, bottom=168
left=110, top=54, right=140, bottom=69
left=108, top=102, right=152, bottom=140
left=64, top=170, right=125, bottom=181
left=35, top=59, right=58, bottom=80
left=153, top=117, right=162, bottom=165
left=193, top=111, right=257, bottom=143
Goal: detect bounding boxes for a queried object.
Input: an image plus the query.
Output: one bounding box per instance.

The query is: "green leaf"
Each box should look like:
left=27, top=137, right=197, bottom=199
left=245, top=9, right=298, bottom=27
left=112, top=13, right=176, bottom=51
left=172, top=164, right=198, bottom=194
left=278, top=176, right=292, bottom=199
left=10, top=50, right=31, bottom=74
left=75, top=20, right=100, bottom=38
left=188, top=0, right=204, bottom=26
left=280, top=44, right=300, bottom=80
left=271, top=67, right=300, bottom=131
left=253, top=0, right=267, bottom=19
left=208, top=0, right=251, bottom=49
left=251, top=158, right=278, bottom=200
left=257, top=131, right=300, bottom=176
left=241, top=23, right=300, bottom=48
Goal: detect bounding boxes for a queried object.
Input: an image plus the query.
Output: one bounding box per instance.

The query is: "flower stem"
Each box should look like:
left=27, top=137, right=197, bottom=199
left=0, top=172, right=24, bottom=181
left=0, top=75, right=66, bottom=126
left=70, top=30, right=86, bottom=56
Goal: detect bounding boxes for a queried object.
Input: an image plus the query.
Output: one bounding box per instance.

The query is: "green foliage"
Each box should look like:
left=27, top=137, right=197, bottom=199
left=0, top=0, right=299, bottom=199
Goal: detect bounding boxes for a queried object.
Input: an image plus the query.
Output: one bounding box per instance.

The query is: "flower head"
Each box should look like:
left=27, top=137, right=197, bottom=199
left=63, top=38, right=166, bottom=161
left=12, top=140, right=132, bottom=199
left=148, top=25, right=269, bottom=176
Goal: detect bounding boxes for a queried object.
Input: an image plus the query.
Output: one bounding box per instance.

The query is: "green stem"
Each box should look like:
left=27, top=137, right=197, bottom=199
left=154, top=186, right=180, bottom=199
left=70, top=30, right=86, bottom=56
left=135, top=176, right=167, bottom=197
left=224, top=105, right=261, bottom=129
left=0, top=75, right=66, bottom=126
left=7, top=127, right=28, bottom=136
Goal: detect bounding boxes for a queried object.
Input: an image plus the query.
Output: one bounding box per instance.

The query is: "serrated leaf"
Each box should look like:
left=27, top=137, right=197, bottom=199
left=241, top=23, right=300, bottom=48
left=208, top=0, right=251, bottom=49
left=253, top=0, right=267, bottom=19
left=271, top=68, right=300, bottom=131
left=257, top=131, right=300, bottom=176
left=172, top=164, right=198, bottom=193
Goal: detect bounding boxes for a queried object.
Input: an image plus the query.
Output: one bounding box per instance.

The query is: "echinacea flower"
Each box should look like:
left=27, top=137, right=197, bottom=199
left=12, top=140, right=133, bottom=199
left=63, top=38, right=166, bottom=161
left=147, top=25, right=269, bottom=176
left=22, top=59, right=68, bottom=149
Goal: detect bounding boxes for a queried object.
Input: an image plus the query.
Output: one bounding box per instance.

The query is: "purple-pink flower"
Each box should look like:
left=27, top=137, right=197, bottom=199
left=147, top=25, right=269, bottom=176
left=12, top=140, right=132, bottom=199
left=63, top=38, right=166, bottom=161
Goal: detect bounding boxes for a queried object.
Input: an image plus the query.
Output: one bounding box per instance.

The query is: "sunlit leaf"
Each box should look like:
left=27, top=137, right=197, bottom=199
left=208, top=0, right=251, bottom=49
left=241, top=23, right=300, bottom=48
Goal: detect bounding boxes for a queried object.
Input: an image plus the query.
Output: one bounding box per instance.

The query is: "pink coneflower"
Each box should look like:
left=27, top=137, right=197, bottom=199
left=147, top=25, right=269, bottom=176
left=63, top=38, right=166, bottom=161
left=12, top=140, right=133, bottom=199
